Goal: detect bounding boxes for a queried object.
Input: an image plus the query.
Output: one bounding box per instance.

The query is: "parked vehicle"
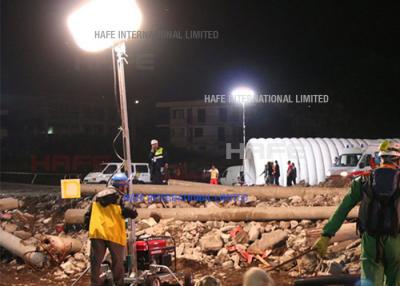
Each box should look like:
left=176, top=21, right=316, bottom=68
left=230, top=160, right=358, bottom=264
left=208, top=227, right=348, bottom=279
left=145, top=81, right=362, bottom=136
left=219, top=165, right=243, bottom=186
left=326, top=144, right=381, bottom=178
left=83, top=162, right=151, bottom=184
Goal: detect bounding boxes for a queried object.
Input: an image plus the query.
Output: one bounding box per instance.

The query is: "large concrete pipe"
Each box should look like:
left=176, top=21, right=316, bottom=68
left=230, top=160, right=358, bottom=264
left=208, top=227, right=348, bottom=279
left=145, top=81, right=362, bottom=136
left=0, top=228, right=45, bottom=268
left=65, top=206, right=359, bottom=224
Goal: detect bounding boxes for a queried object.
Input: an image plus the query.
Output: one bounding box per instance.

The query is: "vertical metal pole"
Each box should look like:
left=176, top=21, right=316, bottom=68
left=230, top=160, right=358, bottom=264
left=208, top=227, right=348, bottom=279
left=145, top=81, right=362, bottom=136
left=114, top=42, right=137, bottom=274
left=242, top=102, right=246, bottom=184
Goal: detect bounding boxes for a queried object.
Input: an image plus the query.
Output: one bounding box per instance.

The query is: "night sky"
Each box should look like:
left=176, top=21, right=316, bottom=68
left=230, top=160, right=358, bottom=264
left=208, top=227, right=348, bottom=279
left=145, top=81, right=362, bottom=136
left=2, top=0, right=399, bottom=139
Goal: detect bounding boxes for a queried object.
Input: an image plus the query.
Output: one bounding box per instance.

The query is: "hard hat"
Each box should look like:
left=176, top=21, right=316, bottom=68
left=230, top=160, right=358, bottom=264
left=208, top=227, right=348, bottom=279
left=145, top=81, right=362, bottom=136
left=110, top=173, right=129, bottom=187
left=379, top=140, right=400, bottom=158
left=150, top=139, right=158, bottom=145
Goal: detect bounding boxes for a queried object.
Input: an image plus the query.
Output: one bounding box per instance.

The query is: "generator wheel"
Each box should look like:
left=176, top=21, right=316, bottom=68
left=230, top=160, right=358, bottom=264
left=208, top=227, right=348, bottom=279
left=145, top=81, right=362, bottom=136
left=145, top=276, right=161, bottom=286
left=184, top=273, right=193, bottom=286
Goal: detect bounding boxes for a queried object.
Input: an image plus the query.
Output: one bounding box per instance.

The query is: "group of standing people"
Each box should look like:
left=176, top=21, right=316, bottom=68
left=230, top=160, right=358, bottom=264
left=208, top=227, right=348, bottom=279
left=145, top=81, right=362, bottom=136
left=261, top=160, right=281, bottom=185
left=261, top=160, right=297, bottom=187
left=286, top=160, right=297, bottom=186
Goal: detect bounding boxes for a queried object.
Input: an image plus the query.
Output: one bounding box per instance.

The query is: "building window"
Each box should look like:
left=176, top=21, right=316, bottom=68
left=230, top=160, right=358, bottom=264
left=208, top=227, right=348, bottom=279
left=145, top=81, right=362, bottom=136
left=194, top=128, right=203, bottom=137
left=218, top=127, right=225, bottom=141
left=219, top=108, right=227, bottom=122
left=172, top=109, right=184, bottom=119
left=197, top=109, right=206, bottom=123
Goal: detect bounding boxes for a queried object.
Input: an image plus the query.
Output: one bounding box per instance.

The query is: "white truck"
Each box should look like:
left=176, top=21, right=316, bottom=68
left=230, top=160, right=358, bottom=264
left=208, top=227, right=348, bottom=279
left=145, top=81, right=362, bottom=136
left=219, top=165, right=244, bottom=186
left=83, top=162, right=151, bottom=184
left=326, top=144, right=381, bottom=178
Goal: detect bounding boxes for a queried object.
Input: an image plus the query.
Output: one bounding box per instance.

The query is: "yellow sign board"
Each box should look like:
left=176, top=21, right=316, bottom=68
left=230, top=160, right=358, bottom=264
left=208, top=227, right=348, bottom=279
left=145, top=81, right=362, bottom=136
left=61, top=179, right=81, bottom=199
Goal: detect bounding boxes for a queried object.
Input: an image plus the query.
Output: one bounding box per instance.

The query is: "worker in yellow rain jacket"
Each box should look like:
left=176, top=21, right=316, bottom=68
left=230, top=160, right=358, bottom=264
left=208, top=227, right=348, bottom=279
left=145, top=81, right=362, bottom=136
left=85, top=172, right=137, bottom=286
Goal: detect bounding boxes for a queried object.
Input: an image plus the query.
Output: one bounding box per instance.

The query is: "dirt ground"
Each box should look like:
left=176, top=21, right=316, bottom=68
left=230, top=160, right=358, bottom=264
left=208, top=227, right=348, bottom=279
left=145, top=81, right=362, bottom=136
left=0, top=259, right=294, bottom=286
left=0, top=182, right=336, bottom=286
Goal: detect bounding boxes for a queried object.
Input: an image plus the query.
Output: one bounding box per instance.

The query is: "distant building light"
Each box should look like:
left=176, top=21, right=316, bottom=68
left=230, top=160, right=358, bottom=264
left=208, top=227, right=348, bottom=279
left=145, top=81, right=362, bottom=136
left=48, top=127, right=54, bottom=134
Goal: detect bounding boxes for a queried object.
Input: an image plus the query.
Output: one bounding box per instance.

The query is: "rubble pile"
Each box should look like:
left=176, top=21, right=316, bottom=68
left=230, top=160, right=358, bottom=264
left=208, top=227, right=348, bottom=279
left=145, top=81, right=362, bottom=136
left=0, top=191, right=360, bottom=285
left=135, top=216, right=361, bottom=279
left=0, top=195, right=91, bottom=283
left=135, top=192, right=346, bottom=209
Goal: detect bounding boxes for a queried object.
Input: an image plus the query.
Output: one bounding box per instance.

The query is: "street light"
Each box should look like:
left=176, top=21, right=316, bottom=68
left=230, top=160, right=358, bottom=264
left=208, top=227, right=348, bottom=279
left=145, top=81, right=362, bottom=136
left=231, top=87, right=255, bottom=184
left=68, top=0, right=142, bottom=274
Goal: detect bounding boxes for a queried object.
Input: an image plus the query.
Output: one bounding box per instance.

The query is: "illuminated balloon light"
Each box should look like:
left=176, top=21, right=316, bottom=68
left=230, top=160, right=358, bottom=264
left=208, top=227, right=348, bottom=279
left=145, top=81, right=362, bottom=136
left=231, top=87, right=255, bottom=104
left=67, top=0, right=142, bottom=52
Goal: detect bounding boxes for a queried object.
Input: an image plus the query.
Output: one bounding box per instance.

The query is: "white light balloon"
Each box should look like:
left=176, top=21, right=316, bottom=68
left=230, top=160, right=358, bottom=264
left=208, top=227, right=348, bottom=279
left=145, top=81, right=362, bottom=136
left=67, top=0, right=142, bottom=52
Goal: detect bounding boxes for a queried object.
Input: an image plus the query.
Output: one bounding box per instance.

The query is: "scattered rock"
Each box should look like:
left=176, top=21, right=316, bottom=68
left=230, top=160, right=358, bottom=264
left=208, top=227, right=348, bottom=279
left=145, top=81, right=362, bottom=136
left=289, top=196, right=303, bottom=204
left=73, top=252, right=86, bottom=262
left=248, top=224, right=261, bottom=242
left=327, top=261, right=345, bottom=274
left=248, top=230, right=288, bottom=254
left=298, top=252, right=319, bottom=273
left=43, top=217, right=52, bottom=224
left=205, top=202, right=220, bottom=208
left=222, top=260, right=233, bottom=269
left=245, top=195, right=257, bottom=204
left=290, top=220, right=299, bottom=229
left=4, top=222, right=17, bottom=233
left=141, top=217, right=158, bottom=227
left=279, top=221, right=291, bottom=230
left=199, top=230, right=223, bottom=252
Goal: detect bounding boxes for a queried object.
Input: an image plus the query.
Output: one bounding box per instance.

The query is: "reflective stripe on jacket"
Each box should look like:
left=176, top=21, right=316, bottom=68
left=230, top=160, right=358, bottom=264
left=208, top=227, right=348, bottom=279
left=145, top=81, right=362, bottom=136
left=153, top=147, right=164, bottom=161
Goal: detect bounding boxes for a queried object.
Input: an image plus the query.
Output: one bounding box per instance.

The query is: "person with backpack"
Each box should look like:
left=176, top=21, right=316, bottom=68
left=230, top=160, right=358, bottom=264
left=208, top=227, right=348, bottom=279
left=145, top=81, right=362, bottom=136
left=313, top=140, right=400, bottom=286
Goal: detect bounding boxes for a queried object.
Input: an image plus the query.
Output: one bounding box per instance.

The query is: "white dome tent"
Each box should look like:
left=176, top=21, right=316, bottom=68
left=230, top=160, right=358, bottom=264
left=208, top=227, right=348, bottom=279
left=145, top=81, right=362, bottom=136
left=244, top=138, right=400, bottom=186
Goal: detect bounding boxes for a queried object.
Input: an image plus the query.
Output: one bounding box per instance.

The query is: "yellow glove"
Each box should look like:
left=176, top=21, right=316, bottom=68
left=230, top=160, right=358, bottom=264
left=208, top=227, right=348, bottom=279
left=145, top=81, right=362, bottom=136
left=313, top=236, right=330, bottom=257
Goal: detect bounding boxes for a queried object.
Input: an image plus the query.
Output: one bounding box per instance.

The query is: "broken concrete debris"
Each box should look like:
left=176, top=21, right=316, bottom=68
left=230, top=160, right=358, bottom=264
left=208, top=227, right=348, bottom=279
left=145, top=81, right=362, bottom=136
left=0, top=188, right=362, bottom=284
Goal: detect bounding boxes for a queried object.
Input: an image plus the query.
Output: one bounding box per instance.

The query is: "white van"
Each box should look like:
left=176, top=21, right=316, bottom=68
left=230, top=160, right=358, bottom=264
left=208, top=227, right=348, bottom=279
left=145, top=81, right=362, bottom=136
left=326, top=144, right=381, bottom=178
left=219, top=165, right=244, bottom=186
left=83, top=162, right=151, bottom=184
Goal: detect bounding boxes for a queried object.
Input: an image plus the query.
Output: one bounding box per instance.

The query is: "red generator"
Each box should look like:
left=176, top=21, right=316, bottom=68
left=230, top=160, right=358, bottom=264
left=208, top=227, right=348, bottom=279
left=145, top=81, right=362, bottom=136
left=95, top=236, right=192, bottom=286
left=135, top=236, right=176, bottom=271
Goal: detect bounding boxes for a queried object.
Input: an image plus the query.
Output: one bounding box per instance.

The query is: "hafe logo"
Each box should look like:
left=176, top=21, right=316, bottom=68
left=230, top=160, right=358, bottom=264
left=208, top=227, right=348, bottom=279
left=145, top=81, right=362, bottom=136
left=31, top=155, right=112, bottom=173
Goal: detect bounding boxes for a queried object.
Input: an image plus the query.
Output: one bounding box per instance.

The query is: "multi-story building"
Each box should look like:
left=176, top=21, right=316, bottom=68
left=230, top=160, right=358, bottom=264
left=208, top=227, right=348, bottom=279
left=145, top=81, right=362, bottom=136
left=156, top=100, right=243, bottom=155
left=3, top=93, right=119, bottom=136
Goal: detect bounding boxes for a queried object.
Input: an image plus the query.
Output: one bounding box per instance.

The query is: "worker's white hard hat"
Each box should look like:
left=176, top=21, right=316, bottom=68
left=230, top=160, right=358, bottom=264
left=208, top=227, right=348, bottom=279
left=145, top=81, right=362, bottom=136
left=379, top=140, right=400, bottom=158
left=150, top=139, right=158, bottom=145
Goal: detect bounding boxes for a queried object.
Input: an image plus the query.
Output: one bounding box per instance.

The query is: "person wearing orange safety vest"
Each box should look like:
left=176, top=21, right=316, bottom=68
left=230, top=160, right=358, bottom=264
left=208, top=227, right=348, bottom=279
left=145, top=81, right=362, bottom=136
left=85, top=173, right=137, bottom=286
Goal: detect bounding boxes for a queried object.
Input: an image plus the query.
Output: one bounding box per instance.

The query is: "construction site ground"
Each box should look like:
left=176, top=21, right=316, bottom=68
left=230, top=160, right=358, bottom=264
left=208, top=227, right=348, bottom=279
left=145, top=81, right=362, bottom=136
left=0, top=181, right=359, bottom=286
